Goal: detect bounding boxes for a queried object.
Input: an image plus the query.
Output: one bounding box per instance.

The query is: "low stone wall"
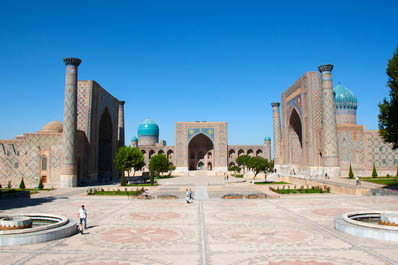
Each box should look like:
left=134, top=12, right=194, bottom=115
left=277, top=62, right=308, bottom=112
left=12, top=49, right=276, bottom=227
left=280, top=176, right=371, bottom=195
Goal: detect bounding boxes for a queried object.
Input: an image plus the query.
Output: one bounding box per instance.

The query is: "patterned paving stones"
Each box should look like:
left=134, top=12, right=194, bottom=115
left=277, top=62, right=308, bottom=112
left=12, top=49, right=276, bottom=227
left=1, top=181, right=398, bottom=264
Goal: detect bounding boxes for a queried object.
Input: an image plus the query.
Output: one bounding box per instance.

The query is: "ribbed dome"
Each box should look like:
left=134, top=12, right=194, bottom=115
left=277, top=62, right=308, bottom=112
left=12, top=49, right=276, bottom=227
left=131, top=136, right=138, bottom=141
left=138, top=118, right=159, bottom=136
left=334, top=84, right=357, bottom=110
left=264, top=137, right=271, bottom=141
left=41, top=121, right=63, bottom=133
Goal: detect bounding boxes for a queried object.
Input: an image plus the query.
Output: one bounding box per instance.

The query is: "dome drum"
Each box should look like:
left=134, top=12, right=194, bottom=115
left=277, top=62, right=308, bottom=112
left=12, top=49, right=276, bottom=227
left=334, top=84, right=357, bottom=125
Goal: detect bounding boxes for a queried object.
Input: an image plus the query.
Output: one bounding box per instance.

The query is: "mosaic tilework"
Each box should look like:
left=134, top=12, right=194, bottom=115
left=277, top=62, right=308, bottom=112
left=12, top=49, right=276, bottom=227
left=272, top=104, right=282, bottom=164
left=366, top=132, right=398, bottom=169
left=0, top=133, right=63, bottom=188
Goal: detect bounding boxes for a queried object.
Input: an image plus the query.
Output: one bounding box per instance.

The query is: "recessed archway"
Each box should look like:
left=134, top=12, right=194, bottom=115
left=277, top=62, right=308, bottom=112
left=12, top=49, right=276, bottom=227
left=288, top=108, right=303, bottom=165
left=188, top=133, right=214, bottom=171
left=98, top=108, right=113, bottom=183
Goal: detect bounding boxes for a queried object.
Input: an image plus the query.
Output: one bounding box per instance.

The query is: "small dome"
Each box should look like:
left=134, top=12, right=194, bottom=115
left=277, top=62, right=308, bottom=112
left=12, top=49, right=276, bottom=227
left=131, top=137, right=138, bottom=142
left=264, top=137, right=271, bottom=141
left=334, top=84, right=357, bottom=110
left=41, top=121, right=63, bottom=133
left=138, top=118, right=159, bottom=136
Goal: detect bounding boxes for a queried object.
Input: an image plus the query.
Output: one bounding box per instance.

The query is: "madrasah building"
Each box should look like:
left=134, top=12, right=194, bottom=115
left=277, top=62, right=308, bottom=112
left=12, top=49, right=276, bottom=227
left=0, top=59, right=397, bottom=188
left=271, top=64, right=398, bottom=178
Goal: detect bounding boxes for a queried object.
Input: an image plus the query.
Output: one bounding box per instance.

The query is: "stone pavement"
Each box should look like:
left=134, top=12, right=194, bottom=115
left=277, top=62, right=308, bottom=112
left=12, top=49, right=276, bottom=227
left=1, top=176, right=398, bottom=264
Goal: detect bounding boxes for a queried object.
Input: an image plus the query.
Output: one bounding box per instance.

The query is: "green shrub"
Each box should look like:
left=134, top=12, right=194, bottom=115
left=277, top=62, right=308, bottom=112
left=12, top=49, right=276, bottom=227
left=19, top=177, right=25, bottom=189
left=348, top=164, right=354, bottom=179
left=387, top=174, right=390, bottom=178
left=7, top=180, right=12, bottom=189
left=372, top=163, right=378, bottom=178
left=38, top=177, right=44, bottom=190
left=120, top=175, right=126, bottom=186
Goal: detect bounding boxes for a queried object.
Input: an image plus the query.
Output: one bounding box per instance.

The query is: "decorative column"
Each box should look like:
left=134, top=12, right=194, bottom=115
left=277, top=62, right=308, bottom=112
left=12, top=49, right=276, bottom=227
left=318, top=64, right=340, bottom=172
left=264, top=137, right=271, bottom=162
left=60, top=57, right=81, bottom=187
left=271, top=102, right=282, bottom=167
left=118, top=101, right=125, bottom=148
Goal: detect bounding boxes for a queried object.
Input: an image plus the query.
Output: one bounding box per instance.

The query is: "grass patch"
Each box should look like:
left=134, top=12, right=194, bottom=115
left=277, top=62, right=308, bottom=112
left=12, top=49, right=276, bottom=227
left=270, top=185, right=330, bottom=194
left=87, top=187, right=144, bottom=196
left=0, top=188, right=52, bottom=194
left=254, top=181, right=289, bottom=185
left=232, top=174, right=243, bottom=178
left=360, top=177, right=398, bottom=185
left=125, top=183, right=158, bottom=187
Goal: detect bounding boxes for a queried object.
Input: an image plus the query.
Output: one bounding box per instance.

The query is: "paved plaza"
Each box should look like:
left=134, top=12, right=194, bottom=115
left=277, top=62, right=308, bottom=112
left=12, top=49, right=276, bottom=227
left=1, top=175, right=398, bottom=265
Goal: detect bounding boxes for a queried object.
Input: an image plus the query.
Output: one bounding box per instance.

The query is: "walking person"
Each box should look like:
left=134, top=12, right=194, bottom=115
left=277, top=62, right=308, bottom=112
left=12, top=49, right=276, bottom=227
left=189, top=188, right=193, bottom=202
left=355, top=175, right=360, bottom=185
left=77, top=205, right=87, bottom=234
left=185, top=188, right=190, bottom=204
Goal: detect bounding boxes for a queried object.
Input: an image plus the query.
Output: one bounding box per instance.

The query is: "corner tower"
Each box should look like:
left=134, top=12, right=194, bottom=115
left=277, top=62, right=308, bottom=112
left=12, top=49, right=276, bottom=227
left=60, top=57, right=81, bottom=187
left=318, top=64, right=340, bottom=176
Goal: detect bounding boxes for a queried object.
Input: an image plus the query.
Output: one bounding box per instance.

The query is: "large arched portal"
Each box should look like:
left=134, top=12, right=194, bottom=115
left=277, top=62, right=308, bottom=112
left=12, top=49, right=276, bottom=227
left=288, top=108, right=303, bottom=165
left=98, top=108, right=113, bottom=183
left=188, top=133, right=214, bottom=170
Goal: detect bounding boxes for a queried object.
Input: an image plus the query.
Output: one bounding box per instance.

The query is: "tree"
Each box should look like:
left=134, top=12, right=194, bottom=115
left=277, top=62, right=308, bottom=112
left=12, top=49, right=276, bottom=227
left=130, top=148, right=145, bottom=176
left=246, top=157, right=273, bottom=180
left=149, top=154, right=169, bottom=185
left=378, top=47, right=398, bottom=149
left=19, top=177, right=26, bottom=189
left=114, top=146, right=133, bottom=178
left=235, top=155, right=250, bottom=174
left=228, top=165, right=241, bottom=174
left=372, top=163, right=378, bottom=178
left=38, top=177, right=44, bottom=189
left=168, top=163, right=176, bottom=176
left=114, top=147, right=144, bottom=178
left=348, top=164, right=354, bottom=179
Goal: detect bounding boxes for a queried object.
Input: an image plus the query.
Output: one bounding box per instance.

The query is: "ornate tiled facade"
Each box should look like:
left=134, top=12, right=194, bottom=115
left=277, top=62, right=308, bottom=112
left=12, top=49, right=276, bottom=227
left=0, top=58, right=124, bottom=188
left=132, top=121, right=271, bottom=175
left=273, top=65, right=398, bottom=177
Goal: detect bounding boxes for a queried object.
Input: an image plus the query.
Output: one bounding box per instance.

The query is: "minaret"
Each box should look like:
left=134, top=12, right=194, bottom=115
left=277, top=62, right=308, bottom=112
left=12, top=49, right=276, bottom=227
left=264, top=137, right=271, bottom=162
left=318, top=64, right=340, bottom=174
left=60, top=57, right=81, bottom=187
left=118, top=101, right=125, bottom=148
left=271, top=102, right=282, bottom=167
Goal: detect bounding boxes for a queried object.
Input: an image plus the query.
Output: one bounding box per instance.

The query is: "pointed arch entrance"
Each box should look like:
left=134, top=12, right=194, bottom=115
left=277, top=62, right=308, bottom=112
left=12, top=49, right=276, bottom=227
left=188, top=133, right=214, bottom=170
left=98, top=108, right=113, bottom=183
left=288, top=108, right=303, bottom=165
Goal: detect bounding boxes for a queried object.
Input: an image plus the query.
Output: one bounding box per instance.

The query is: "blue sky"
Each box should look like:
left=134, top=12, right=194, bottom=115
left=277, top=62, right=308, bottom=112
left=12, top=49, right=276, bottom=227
left=1, top=0, right=397, bottom=146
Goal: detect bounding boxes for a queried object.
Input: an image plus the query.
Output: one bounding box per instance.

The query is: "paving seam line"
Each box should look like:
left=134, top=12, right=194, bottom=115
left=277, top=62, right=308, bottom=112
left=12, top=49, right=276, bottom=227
left=199, top=201, right=207, bottom=265
left=269, top=200, right=398, bottom=265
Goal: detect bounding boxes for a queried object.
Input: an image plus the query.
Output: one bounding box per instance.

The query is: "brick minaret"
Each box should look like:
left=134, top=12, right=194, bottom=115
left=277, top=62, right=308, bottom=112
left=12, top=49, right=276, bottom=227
left=271, top=102, right=282, bottom=166
left=118, top=101, right=125, bottom=148
left=60, top=57, right=81, bottom=187
left=318, top=64, right=339, bottom=170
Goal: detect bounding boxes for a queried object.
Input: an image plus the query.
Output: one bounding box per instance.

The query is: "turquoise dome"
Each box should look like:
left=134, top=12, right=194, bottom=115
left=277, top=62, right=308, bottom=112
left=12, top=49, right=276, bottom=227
left=131, top=137, right=138, bottom=141
left=264, top=137, right=271, bottom=141
left=333, top=84, right=357, bottom=110
left=138, top=118, right=159, bottom=136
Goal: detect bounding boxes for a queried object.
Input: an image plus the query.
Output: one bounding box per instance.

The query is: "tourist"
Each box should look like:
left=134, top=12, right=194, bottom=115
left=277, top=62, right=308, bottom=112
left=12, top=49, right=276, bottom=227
left=325, top=172, right=328, bottom=179
left=77, top=205, right=87, bottom=234
left=226, top=174, right=229, bottom=181
left=185, top=189, right=190, bottom=204
left=355, top=175, right=360, bottom=185
left=145, top=189, right=150, bottom=199
left=189, top=188, right=193, bottom=201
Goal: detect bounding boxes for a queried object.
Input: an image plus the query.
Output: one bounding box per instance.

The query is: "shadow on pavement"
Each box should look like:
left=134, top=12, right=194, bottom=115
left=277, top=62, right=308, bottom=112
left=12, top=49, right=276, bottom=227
left=0, top=197, right=57, bottom=211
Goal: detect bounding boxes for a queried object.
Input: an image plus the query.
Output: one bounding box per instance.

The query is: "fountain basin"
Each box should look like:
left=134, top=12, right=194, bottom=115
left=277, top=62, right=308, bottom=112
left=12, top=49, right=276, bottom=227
left=0, top=214, right=77, bottom=246
left=334, top=211, right=398, bottom=242
left=0, top=216, right=32, bottom=230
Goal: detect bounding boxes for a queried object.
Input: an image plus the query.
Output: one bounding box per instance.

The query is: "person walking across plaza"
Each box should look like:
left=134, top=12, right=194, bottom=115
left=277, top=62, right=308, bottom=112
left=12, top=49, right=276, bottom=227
left=189, top=188, right=193, bottom=201
left=185, top=188, right=190, bottom=204
left=77, top=205, right=87, bottom=234
left=355, top=175, right=360, bottom=185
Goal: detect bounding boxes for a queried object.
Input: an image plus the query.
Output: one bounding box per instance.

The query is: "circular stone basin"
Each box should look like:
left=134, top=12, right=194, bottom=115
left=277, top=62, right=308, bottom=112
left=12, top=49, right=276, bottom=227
left=0, top=216, right=33, bottom=230
left=380, top=212, right=398, bottom=226
left=334, top=211, right=398, bottom=242
left=0, top=214, right=77, bottom=246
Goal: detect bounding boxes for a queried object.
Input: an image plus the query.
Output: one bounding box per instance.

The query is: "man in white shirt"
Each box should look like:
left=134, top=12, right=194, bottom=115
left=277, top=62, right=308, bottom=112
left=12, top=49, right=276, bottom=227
left=77, top=205, right=87, bottom=233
